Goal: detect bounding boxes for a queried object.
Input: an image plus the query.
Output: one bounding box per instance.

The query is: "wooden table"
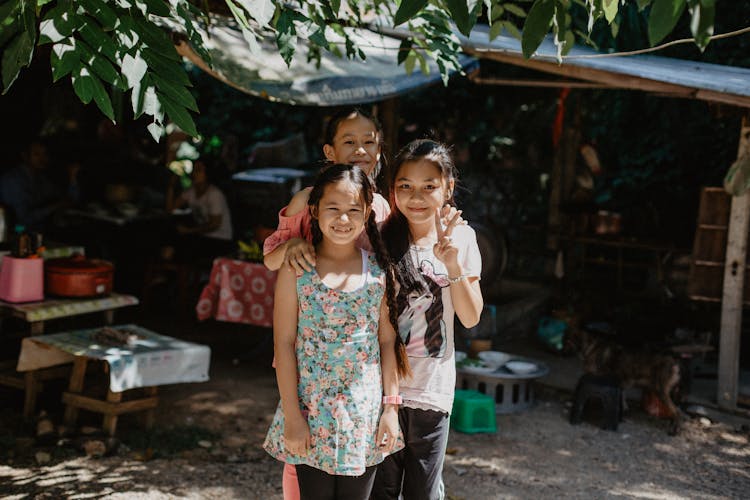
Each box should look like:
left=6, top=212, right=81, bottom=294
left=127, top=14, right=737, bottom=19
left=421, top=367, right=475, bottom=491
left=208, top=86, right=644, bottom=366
left=0, top=293, right=139, bottom=418
left=16, top=324, right=211, bottom=435
left=0, top=293, right=139, bottom=335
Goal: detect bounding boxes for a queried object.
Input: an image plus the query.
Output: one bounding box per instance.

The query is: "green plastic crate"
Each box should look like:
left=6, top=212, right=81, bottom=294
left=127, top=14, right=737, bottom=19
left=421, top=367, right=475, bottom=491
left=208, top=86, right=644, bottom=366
left=451, top=389, right=497, bottom=434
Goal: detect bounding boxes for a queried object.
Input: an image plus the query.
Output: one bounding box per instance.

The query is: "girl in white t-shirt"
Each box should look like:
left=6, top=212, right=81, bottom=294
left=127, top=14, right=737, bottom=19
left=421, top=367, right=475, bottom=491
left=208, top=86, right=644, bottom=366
left=373, top=139, right=484, bottom=500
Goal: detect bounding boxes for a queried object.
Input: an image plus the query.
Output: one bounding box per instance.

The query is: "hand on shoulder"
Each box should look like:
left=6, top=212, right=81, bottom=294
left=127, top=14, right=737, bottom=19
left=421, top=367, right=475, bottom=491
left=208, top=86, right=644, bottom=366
left=286, top=187, right=313, bottom=217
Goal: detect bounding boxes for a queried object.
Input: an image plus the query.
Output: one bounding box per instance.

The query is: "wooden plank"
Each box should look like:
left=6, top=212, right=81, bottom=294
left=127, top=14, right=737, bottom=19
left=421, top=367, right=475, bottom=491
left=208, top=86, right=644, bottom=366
left=23, top=372, right=39, bottom=418
left=143, top=387, right=158, bottom=429
left=102, top=390, right=123, bottom=436
left=63, top=357, right=88, bottom=427
left=0, top=373, right=24, bottom=390
left=718, top=114, right=750, bottom=410
left=62, top=392, right=158, bottom=416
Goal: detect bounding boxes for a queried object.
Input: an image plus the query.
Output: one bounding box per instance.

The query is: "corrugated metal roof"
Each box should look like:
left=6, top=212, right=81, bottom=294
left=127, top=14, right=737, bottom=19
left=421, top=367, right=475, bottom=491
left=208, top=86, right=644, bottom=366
left=461, top=25, right=750, bottom=107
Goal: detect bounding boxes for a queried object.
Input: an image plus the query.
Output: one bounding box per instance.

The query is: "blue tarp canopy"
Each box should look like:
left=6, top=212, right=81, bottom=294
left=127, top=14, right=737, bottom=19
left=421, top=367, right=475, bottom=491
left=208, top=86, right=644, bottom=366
left=176, top=16, right=478, bottom=106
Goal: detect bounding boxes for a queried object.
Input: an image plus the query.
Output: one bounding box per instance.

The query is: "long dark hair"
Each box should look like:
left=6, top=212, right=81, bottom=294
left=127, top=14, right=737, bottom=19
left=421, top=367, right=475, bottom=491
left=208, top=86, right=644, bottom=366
left=323, top=107, right=387, bottom=189
left=381, top=139, right=457, bottom=298
left=308, top=163, right=410, bottom=378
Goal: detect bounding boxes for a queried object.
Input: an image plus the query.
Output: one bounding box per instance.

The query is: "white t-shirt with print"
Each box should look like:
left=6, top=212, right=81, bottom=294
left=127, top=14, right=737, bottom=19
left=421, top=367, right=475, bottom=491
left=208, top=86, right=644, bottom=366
left=182, top=185, right=233, bottom=240
left=398, top=224, right=482, bottom=414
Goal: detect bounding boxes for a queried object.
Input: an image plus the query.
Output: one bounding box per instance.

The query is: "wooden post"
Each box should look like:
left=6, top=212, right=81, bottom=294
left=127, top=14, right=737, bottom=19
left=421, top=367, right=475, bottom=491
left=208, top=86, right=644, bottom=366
left=718, top=114, right=750, bottom=410
left=102, top=389, right=123, bottom=436
left=63, top=357, right=88, bottom=427
left=23, top=372, right=39, bottom=418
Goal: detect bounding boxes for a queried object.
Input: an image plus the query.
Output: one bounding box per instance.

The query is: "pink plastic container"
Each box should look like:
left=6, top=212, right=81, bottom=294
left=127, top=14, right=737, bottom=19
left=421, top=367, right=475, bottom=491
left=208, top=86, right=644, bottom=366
left=0, top=256, right=44, bottom=303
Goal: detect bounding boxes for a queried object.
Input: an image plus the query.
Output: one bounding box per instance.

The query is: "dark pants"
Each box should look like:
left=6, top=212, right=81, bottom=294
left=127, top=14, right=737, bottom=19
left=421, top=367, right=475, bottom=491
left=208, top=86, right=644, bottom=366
left=371, top=407, right=450, bottom=500
left=296, top=464, right=377, bottom=500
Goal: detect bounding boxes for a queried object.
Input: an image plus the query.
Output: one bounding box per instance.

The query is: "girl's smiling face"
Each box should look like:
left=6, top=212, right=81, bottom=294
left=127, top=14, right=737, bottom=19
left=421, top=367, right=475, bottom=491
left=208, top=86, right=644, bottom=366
left=313, top=180, right=369, bottom=246
left=323, top=114, right=381, bottom=176
left=394, top=159, right=453, bottom=227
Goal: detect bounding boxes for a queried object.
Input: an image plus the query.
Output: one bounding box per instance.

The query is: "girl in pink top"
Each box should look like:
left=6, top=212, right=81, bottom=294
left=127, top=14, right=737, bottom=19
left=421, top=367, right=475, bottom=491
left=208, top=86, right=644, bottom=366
left=264, top=107, right=390, bottom=274
left=263, top=107, right=390, bottom=500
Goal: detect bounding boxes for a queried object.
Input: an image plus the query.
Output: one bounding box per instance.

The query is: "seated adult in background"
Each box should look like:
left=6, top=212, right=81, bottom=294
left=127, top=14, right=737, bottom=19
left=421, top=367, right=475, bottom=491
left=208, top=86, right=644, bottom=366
left=0, top=138, right=72, bottom=232
left=166, top=158, right=234, bottom=261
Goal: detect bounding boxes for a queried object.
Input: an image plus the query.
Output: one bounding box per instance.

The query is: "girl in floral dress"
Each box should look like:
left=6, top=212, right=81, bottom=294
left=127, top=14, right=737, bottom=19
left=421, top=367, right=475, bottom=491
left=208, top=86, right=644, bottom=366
left=264, top=164, right=409, bottom=500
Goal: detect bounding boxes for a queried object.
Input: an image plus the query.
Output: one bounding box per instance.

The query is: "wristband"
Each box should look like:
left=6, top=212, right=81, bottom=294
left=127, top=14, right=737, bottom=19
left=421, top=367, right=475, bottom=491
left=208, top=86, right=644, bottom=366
left=382, top=395, right=403, bottom=405
left=447, top=275, right=466, bottom=284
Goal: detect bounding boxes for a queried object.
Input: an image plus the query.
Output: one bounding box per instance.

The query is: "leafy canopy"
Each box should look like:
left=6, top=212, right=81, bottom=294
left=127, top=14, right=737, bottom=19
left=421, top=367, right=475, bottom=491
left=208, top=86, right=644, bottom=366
left=0, top=0, right=720, bottom=140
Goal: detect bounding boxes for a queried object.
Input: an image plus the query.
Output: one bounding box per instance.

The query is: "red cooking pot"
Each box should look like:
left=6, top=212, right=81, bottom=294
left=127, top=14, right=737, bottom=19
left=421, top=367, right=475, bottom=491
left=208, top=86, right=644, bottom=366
left=44, top=255, right=114, bottom=297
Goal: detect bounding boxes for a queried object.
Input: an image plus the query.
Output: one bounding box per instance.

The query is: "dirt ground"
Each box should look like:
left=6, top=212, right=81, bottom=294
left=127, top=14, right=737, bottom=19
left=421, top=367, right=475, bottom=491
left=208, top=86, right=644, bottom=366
left=1, top=315, right=749, bottom=499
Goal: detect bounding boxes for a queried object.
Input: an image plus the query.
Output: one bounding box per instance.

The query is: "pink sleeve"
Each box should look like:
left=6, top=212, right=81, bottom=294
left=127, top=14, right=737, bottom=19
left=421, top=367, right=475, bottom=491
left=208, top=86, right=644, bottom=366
left=373, top=193, right=391, bottom=223
left=262, top=205, right=314, bottom=255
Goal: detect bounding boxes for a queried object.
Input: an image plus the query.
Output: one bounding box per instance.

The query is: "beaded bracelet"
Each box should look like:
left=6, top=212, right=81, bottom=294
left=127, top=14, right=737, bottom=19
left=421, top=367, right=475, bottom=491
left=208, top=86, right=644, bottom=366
left=447, top=275, right=466, bottom=284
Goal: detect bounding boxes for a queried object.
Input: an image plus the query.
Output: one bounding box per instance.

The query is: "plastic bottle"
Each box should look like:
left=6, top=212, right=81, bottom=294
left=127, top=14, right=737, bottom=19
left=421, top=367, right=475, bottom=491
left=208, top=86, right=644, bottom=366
left=13, top=224, right=31, bottom=258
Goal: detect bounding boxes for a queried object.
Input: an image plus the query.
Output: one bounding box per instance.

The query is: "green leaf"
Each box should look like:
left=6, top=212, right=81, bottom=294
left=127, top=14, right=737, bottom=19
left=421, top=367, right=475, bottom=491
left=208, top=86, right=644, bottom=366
left=610, top=19, right=620, bottom=39
left=648, top=0, right=686, bottom=46
left=637, top=0, right=653, bottom=10
left=134, top=16, right=180, bottom=60
left=504, top=3, right=527, bottom=18
left=521, top=0, right=554, bottom=58
left=80, top=0, right=119, bottom=30
left=491, top=5, right=504, bottom=21
left=241, top=27, right=261, bottom=55
left=86, top=51, right=125, bottom=90
left=394, top=0, right=428, bottom=26
left=21, top=0, right=36, bottom=35
left=151, top=73, right=198, bottom=112
left=602, top=0, right=618, bottom=23
left=159, top=91, right=198, bottom=137
left=72, top=65, right=95, bottom=103
left=37, top=0, right=55, bottom=6
left=225, top=0, right=251, bottom=29
left=502, top=20, right=522, bottom=40
left=140, top=0, right=172, bottom=17
left=275, top=9, right=298, bottom=66
left=235, top=0, right=275, bottom=27
left=397, top=38, right=412, bottom=65
left=2, top=30, right=35, bottom=92
left=79, top=17, right=119, bottom=63
left=489, top=20, right=503, bottom=40
left=39, top=6, right=84, bottom=44
left=50, top=39, right=80, bottom=82
left=142, top=48, right=191, bottom=87
left=404, top=50, right=416, bottom=74
left=88, top=71, right=115, bottom=120
left=688, top=0, right=715, bottom=50
left=0, top=0, right=19, bottom=23
left=446, top=0, right=473, bottom=36
left=330, top=0, right=341, bottom=17
left=131, top=76, right=159, bottom=118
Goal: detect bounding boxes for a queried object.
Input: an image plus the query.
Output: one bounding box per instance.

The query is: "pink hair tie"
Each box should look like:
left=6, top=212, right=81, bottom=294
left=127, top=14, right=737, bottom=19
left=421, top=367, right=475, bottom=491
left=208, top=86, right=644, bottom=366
left=382, top=395, right=403, bottom=405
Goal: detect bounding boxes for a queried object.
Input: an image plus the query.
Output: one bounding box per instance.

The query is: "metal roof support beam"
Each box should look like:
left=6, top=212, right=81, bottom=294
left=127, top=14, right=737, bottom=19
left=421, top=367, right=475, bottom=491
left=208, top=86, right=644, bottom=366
left=466, top=47, right=750, bottom=108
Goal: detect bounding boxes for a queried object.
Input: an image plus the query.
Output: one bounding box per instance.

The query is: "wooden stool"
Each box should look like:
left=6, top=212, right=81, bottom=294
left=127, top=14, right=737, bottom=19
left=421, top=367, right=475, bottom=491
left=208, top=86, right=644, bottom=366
left=62, top=357, right=159, bottom=436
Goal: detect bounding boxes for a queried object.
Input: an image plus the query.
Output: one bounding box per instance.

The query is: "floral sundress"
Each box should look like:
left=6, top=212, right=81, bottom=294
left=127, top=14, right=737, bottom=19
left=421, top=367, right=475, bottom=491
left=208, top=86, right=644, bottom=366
left=263, top=250, right=402, bottom=476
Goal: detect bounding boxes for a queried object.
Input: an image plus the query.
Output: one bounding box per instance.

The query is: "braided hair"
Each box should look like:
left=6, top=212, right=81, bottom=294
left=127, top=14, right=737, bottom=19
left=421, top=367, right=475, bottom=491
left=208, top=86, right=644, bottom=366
left=308, top=164, right=410, bottom=378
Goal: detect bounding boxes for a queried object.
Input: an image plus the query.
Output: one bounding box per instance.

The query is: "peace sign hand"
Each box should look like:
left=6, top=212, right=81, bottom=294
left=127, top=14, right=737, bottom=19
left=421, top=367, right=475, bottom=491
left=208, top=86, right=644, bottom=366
left=433, top=206, right=463, bottom=272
